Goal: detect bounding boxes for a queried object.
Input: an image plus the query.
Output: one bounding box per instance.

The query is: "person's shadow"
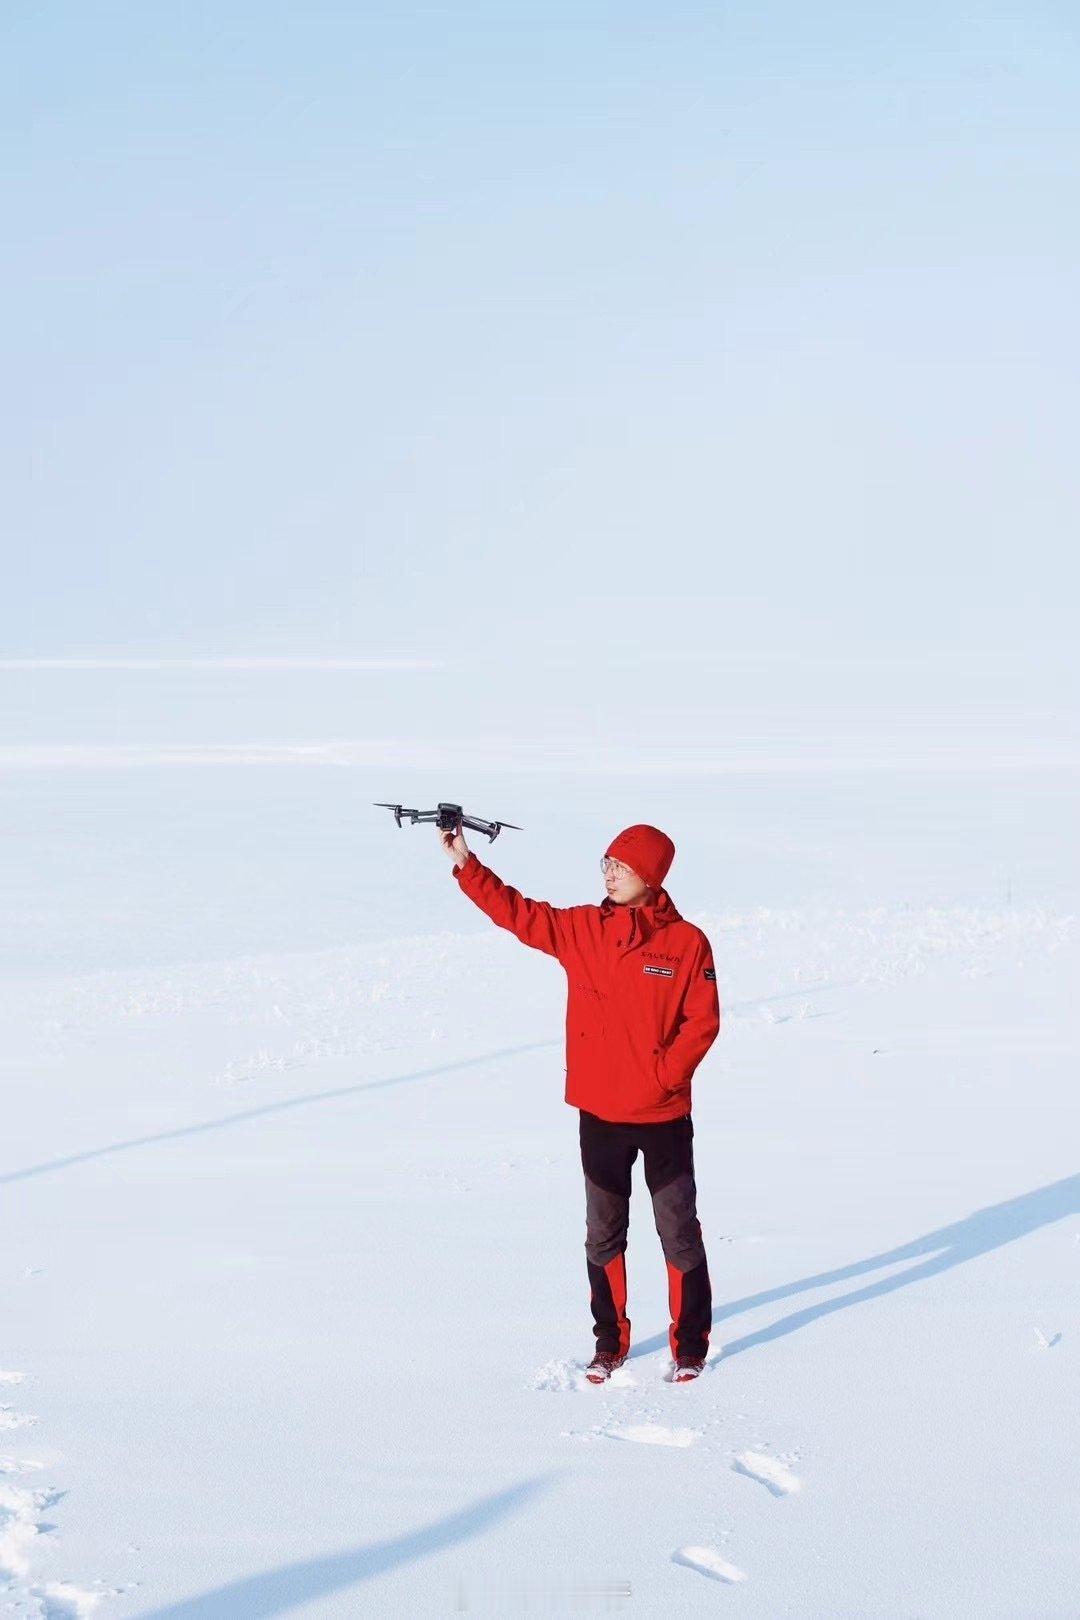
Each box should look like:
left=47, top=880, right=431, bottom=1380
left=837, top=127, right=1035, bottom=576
left=135, top=1474, right=557, bottom=1618
left=629, top=1173, right=1080, bottom=1361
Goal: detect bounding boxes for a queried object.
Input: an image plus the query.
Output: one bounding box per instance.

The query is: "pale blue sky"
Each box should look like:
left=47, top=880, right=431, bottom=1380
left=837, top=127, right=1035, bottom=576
left=4, top=1, right=1078, bottom=736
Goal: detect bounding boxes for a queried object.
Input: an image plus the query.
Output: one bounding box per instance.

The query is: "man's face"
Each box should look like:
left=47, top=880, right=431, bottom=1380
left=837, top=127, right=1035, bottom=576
left=601, top=855, right=652, bottom=906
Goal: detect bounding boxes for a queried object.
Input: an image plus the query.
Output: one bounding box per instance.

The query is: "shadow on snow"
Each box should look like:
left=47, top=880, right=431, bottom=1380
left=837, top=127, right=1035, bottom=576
left=0, top=1041, right=558, bottom=1184
left=136, top=1473, right=557, bottom=1618
left=629, top=1172, right=1080, bottom=1360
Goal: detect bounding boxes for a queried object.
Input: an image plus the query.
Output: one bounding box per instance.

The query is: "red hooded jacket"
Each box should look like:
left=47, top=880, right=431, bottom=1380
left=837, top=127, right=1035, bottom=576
left=451, top=851, right=721, bottom=1124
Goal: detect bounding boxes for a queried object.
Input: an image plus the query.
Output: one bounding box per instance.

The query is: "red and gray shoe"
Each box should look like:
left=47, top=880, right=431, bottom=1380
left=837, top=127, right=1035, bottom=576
left=584, top=1349, right=627, bottom=1384
left=672, top=1356, right=706, bottom=1383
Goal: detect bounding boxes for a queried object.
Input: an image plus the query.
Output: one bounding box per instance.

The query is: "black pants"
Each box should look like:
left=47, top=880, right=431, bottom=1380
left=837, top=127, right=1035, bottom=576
left=579, top=1108, right=712, bottom=1362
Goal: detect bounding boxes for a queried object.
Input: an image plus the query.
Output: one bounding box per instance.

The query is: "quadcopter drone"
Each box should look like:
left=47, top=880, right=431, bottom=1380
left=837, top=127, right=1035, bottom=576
left=375, top=800, right=522, bottom=842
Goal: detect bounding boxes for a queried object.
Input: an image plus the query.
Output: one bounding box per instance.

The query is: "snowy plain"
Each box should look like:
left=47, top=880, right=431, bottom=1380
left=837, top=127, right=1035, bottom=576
left=2, top=741, right=1079, bottom=1617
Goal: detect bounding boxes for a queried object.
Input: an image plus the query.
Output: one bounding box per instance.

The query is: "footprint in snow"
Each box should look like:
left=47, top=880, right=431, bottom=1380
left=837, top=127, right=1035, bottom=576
left=732, top=1450, right=802, bottom=1496
left=39, top=1577, right=119, bottom=1616
left=0, top=1477, right=123, bottom=1613
left=1, top=1456, right=43, bottom=1475
left=605, top=1422, right=698, bottom=1448
left=672, top=1546, right=747, bottom=1583
left=531, top=1358, right=636, bottom=1392
left=0, top=1407, right=37, bottom=1431
left=0, top=1479, right=63, bottom=1578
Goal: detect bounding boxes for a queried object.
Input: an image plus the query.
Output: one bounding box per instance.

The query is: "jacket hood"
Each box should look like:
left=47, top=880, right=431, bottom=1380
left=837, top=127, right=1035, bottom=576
left=599, top=884, right=682, bottom=945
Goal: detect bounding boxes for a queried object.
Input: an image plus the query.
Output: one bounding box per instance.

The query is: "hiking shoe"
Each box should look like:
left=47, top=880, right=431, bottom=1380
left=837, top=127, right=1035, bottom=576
left=672, top=1356, right=706, bottom=1382
left=584, top=1350, right=627, bottom=1384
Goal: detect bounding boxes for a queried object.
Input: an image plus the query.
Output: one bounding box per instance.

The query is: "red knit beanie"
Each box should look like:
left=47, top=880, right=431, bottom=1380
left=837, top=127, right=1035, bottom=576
left=604, top=824, right=676, bottom=892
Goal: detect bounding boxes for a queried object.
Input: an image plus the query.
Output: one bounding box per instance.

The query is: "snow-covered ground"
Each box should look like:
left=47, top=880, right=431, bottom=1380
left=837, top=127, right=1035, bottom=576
left=3, top=755, right=1078, bottom=1616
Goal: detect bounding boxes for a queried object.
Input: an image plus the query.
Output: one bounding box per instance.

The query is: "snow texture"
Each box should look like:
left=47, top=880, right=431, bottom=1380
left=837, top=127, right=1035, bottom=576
left=2, top=759, right=1078, bottom=1615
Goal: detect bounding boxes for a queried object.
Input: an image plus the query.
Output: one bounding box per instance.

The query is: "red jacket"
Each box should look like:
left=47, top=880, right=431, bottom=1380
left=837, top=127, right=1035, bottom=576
left=452, top=851, right=721, bottom=1124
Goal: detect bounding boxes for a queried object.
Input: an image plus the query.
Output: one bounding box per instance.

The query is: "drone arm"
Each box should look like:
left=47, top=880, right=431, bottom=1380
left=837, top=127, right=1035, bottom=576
left=460, top=815, right=497, bottom=841
left=451, top=852, right=565, bottom=959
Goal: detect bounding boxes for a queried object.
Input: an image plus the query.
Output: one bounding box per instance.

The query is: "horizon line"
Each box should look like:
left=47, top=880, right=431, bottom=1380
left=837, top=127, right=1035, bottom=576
left=0, top=740, right=1076, bottom=774
left=0, top=657, right=442, bottom=671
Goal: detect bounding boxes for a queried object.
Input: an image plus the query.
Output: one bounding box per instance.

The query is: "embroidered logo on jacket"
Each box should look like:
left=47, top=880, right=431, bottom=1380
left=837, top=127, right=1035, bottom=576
left=703, top=967, right=716, bottom=981
left=643, top=964, right=674, bottom=977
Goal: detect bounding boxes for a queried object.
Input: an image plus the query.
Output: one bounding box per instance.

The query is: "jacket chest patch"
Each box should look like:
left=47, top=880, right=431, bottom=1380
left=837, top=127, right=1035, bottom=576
left=643, top=964, right=674, bottom=977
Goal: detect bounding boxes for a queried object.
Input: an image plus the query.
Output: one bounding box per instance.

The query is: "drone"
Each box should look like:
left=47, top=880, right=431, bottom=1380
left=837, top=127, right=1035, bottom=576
left=374, top=800, right=523, bottom=842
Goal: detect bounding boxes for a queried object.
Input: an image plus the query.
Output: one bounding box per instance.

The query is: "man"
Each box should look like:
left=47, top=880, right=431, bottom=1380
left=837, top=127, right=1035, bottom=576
left=438, top=819, right=721, bottom=1384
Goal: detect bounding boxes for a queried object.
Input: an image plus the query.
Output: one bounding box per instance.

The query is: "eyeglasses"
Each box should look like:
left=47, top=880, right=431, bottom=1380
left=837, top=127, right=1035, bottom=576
left=601, top=856, right=634, bottom=879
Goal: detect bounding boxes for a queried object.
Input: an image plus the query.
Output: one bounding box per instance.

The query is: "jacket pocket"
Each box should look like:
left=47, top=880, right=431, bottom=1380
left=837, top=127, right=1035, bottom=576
left=654, top=1045, right=687, bottom=1100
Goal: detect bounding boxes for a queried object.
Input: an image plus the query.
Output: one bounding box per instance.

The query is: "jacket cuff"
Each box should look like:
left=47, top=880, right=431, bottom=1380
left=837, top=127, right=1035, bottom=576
left=452, top=851, right=479, bottom=883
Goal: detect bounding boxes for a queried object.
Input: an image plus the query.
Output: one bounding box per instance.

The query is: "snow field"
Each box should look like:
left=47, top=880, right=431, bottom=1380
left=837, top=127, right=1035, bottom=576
left=3, top=881, right=1077, bottom=1614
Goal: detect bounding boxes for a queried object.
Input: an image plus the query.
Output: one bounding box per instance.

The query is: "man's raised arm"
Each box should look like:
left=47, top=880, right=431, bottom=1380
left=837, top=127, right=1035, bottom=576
left=438, top=826, right=567, bottom=959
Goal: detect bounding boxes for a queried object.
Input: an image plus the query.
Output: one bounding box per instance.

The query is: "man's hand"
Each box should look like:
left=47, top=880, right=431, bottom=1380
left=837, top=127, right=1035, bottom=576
left=437, top=822, right=470, bottom=870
